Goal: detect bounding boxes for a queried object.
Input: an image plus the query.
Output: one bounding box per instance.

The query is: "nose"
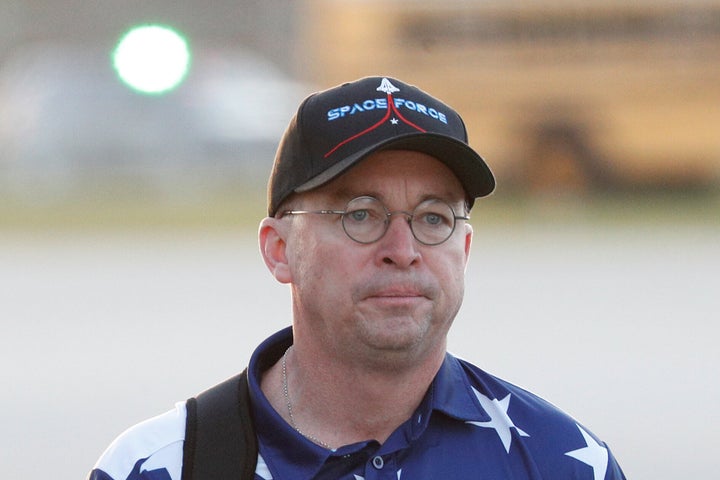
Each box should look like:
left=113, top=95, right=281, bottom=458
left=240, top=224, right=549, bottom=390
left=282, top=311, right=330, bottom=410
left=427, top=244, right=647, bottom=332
left=377, top=214, right=420, bottom=267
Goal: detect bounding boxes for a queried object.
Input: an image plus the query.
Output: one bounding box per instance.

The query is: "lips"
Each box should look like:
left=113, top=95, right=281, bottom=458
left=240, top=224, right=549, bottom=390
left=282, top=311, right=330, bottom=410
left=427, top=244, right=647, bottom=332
left=354, top=278, right=435, bottom=303
left=371, top=289, right=425, bottom=299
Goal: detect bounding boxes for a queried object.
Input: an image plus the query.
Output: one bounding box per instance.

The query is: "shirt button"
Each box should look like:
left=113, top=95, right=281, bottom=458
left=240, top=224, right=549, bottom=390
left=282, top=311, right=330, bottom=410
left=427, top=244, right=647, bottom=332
left=372, top=455, right=384, bottom=469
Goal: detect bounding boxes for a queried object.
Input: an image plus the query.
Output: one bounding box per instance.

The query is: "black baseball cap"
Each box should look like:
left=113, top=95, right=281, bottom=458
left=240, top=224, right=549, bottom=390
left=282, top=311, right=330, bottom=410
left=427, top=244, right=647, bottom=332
left=267, top=76, right=495, bottom=216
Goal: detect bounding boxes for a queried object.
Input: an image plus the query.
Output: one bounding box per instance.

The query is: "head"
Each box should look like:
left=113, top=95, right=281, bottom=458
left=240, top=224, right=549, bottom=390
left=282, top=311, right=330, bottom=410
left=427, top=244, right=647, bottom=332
left=259, top=77, right=494, bottom=369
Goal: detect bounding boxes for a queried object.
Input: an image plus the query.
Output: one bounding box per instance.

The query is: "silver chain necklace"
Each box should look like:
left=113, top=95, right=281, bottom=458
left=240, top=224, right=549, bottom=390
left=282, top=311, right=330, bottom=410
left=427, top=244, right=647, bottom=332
left=281, top=346, right=333, bottom=449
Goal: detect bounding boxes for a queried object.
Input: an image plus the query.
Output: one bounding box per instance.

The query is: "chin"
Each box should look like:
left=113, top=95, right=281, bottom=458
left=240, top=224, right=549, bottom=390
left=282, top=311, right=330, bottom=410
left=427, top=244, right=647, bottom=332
left=358, top=318, right=433, bottom=356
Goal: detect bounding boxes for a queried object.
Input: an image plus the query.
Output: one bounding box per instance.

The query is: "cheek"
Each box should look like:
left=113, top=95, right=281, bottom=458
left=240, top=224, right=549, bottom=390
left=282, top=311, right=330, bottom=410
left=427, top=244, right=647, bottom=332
left=443, top=264, right=466, bottom=296
left=432, top=248, right=468, bottom=297
left=290, top=236, right=356, bottom=292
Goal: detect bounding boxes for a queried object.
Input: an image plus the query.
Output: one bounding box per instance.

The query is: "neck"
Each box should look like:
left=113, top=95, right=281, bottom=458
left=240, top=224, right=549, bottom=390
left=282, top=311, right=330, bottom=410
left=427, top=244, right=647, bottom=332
left=262, top=338, right=445, bottom=449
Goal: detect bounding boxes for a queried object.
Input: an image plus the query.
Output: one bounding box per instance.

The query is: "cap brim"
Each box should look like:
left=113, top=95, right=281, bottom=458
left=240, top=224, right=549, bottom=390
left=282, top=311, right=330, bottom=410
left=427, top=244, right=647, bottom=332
left=294, top=133, right=495, bottom=202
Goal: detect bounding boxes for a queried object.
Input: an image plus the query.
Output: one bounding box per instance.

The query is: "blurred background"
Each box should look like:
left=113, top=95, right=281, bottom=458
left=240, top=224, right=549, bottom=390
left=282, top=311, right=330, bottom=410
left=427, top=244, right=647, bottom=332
left=1, top=0, right=718, bottom=479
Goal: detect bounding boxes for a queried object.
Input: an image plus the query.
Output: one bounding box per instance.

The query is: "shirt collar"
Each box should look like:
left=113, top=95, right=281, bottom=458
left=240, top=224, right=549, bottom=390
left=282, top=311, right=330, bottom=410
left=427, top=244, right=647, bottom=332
left=247, top=327, right=490, bottom=478
left=429, top=352, right=492, bottom=423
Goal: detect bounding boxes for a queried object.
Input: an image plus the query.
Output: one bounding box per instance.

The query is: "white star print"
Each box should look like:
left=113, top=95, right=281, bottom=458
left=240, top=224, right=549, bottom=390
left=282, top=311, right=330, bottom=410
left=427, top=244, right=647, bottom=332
left=466, top=387, right=530, bottom=453
left=256, top=454, right=273, bottom=479
left=565, top=424, right=608, bottom=480
left=390, top=117, right=399, bottom=124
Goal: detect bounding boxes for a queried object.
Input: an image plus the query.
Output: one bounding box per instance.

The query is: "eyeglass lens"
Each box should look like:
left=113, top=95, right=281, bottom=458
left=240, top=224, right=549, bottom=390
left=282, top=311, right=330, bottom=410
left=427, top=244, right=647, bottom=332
left=341, top=196, right=459, bottom=245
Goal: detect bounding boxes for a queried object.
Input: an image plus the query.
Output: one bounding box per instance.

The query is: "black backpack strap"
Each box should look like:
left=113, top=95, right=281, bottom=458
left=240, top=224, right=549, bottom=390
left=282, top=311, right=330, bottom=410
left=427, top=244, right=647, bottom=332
left=181, top=368, right=258, bottom=480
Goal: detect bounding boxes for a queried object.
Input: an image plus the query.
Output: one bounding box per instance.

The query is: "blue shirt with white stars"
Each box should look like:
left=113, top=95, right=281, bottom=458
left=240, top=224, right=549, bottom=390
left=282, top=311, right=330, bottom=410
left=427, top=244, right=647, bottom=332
left=88, top=327, right=626, bottom=480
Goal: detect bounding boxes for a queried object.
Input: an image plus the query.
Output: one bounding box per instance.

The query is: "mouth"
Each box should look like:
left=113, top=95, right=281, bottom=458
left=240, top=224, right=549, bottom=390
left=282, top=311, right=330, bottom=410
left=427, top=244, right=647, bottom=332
left=371, top=290, right=424, bottom=299
left=354, top=276, right=436, bottom=306
left=362, top=295, right=427, bottom=315
left=362, top=285, right=430, bottom=305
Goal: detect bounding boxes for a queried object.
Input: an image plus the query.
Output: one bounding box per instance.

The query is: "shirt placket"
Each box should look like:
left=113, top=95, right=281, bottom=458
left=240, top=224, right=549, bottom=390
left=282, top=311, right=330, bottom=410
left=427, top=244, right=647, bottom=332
left=361, top=453, right=400, bottom=480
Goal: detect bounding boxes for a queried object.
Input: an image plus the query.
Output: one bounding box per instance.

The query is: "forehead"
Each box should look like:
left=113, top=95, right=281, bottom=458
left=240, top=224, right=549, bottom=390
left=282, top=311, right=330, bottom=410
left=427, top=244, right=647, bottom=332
left=318, top=150, right=467, bottom=202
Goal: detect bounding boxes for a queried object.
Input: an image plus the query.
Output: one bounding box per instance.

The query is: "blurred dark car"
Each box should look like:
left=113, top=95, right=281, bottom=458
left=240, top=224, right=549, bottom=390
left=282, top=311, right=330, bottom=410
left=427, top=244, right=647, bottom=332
left=0, top=43, right=308, bottom=200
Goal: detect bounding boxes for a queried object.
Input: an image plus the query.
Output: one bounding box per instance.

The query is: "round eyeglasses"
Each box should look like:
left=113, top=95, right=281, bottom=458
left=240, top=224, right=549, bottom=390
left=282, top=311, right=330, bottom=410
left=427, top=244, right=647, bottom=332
left=279, top=196, right=469, bottom=245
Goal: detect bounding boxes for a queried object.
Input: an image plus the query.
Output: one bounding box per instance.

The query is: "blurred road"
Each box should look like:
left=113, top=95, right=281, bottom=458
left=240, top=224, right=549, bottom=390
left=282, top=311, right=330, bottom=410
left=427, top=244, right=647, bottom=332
left=1, top=224, right=718, bottom=479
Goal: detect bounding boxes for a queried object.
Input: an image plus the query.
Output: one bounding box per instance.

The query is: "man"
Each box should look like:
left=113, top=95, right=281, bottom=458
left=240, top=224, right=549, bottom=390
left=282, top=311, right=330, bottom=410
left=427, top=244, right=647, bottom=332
left=89, top=76, right=626, bottom=479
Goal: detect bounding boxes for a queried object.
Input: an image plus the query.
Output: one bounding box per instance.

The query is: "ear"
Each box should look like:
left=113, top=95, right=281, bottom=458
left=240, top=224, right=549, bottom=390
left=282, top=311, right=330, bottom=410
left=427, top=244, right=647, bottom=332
left=463, top=222, right=473, bottom=264
left=259, top=217, right=292, bottom=284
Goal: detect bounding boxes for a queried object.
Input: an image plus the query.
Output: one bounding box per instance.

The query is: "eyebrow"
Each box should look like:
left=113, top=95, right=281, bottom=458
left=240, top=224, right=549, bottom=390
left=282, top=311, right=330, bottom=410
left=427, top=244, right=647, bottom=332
left=329, top=188, right=465, bottom=209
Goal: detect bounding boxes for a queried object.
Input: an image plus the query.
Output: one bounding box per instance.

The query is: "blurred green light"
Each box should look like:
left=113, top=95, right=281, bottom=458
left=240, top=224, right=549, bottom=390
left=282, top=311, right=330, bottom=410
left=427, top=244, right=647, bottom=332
left=113, top=24, right=191, bottom=95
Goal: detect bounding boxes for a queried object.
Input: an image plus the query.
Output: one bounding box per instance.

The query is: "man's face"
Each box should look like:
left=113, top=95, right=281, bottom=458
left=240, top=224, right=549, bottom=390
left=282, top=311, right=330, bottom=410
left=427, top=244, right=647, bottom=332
left=276, top=150, right=472, bottom=369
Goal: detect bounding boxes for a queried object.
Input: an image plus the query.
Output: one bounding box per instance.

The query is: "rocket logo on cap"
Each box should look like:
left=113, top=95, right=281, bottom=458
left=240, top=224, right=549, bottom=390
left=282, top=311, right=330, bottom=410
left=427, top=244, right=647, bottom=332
left=324, top=78, right=440, bottom=158
left=377, top=77, right=400, bottom=94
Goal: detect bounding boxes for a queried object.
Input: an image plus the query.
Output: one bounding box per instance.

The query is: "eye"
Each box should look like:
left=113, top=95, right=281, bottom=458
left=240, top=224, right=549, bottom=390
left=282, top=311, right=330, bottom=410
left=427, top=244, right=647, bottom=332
left=413, top=199, right=455, bottom=229
left=347, top=209, right=370, bottom=222
left=423, top=212, right=444, bottom=226
left=420, top=212, right=452, bottom=228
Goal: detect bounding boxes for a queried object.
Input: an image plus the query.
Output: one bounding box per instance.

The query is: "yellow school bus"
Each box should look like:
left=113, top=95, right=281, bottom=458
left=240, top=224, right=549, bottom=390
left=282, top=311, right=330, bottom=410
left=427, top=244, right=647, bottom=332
left=300, top=0, right=720, bottom=194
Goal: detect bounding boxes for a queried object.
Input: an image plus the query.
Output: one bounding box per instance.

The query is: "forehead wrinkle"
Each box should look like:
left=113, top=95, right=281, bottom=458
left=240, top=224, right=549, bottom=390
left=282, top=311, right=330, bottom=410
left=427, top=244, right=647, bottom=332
left=323, top=180, right=465, bottom=211
left=312, top=151, right=467, bottom=208
left=380, top=179, right=465, bottom=210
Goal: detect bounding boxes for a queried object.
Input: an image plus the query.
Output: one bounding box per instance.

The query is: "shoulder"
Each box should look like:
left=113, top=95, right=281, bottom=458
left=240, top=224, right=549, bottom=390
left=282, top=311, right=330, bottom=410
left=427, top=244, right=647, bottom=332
left=88, top=401, right=187, bottom=480
left=451, top=356, right=626, bottom=478
left=449, top=355, right=596, bottom=445
left=453, top=355, right=573, bottom=416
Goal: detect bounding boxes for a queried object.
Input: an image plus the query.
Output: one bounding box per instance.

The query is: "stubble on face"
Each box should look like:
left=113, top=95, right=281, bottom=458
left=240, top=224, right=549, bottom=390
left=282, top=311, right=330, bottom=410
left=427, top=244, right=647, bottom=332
left=286, top=150, right=470, bottom=370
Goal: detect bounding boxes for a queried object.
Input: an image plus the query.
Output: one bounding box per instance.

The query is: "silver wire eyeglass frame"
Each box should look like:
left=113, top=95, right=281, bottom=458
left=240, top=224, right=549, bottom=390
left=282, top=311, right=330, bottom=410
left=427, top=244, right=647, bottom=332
left=278, top=195, right=469, bottom=246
